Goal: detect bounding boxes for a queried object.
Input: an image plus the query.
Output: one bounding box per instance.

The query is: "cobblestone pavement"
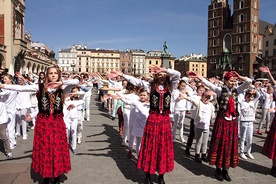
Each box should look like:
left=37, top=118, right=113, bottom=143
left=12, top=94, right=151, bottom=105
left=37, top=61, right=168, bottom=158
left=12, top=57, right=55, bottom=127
left=0, top=92, right=276, bottom=183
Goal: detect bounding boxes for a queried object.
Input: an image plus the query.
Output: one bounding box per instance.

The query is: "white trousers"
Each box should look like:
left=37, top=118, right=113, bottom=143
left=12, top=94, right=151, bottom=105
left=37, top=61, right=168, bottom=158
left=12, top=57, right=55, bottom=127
left=83, top=96, right=91, bottom=120
left=30, top=106, right=38, bottom=126
left=65, top=117, right=78, bottom=150
left=173, top=110, right=186, bottom=141
left=6, top=111, right=16, bottom=147
left=15, top=108, right=28, bottom=138
left=77, top=110, right=84, bottom=141
left=240, top=121, right=253, bottom=154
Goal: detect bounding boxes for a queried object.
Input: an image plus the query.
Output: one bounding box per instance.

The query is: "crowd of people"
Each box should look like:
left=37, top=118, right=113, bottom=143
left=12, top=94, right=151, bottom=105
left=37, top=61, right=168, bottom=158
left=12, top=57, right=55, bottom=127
left=0, top=65, right=276, bottom=184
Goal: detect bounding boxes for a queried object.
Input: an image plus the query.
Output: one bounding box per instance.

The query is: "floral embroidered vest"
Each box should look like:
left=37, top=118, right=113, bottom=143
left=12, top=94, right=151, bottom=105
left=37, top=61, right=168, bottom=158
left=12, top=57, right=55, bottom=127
left=37, top=83, right=63, bottom=117
left=217, top=87, right=239, bottom=117
left=149, top=86, right=171, bottom=115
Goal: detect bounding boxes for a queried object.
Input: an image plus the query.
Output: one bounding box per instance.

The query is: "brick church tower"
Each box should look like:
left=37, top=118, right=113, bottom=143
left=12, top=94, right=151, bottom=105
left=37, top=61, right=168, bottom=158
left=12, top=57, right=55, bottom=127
left=207, top=0, right=260, bottom=78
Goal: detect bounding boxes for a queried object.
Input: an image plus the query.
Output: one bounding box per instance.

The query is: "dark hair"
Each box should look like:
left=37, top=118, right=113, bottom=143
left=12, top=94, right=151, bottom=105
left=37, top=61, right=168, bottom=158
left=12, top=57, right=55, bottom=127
left=196, top=85, right=205, bottom=91
left=177, top=80, right=187, bottom=89
left=138, top=88, right=148, bottom=94
left=125, top=82, right=135, bottom=94
left=70, top=86, right=81, bottom=100
left=150, top=74, right=171, bottom=93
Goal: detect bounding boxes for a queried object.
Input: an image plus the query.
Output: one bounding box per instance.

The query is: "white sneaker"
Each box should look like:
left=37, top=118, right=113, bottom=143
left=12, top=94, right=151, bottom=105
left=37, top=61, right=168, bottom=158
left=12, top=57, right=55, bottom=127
left=22, top=136, right=28, bottom=140
left=240, top=153, right=247, bottom=159
left=15, top=133, right=20, bottom=137
left=10, top=144, right=16, bottom=150
left=7, top=152, right=13, bottom=160
left=31, top=126, right=35, bottom=130
left=180, top=136, right=185, bottom=143
left=247, top=153, right=254, bottom=159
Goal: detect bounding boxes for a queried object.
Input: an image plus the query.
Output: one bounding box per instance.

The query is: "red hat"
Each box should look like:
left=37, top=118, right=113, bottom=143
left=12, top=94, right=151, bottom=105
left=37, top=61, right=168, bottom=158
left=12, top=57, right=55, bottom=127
left=224, top=71, right=235, bottom=80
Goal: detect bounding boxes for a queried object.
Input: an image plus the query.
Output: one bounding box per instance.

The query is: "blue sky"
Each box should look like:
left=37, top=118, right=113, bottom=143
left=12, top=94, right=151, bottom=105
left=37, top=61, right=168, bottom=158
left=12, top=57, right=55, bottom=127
left=25, top=0, right=276, bottom=58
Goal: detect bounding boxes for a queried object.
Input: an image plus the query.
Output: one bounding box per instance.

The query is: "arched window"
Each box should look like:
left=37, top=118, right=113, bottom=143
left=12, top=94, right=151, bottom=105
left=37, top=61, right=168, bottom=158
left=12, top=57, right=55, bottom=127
left=223, top=34, right=232, bottom=52
left=239, top=0, right=245, bottom=9
left=239, top=14, right=244, bottom=22
left=254, top=0, right=257, bottom=9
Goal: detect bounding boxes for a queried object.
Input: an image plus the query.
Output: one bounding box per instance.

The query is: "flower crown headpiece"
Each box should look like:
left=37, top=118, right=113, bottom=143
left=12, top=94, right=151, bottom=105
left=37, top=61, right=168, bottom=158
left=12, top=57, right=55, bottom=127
left=47, top=64, right=62, bottom=71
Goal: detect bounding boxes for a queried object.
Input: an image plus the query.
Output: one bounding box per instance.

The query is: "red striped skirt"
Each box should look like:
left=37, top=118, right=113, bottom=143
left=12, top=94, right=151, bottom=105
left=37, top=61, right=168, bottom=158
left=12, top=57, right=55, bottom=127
left=262, top=117, right=276, bottom=159
left=208, top=116, right=239, bottom=169
left=32, top=114, right=71, bottom=178
left=137, top=113, right=174, bottom=174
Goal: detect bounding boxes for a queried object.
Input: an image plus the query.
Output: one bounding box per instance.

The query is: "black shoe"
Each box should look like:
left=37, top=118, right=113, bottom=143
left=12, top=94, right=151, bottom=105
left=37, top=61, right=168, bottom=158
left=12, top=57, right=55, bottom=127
left=195, top=154, right=202, bottom=163
left=158, top=174, right=166, bottom=184
left=201, top=154, right=209, bottom=162
left=222, top=169, right=231, bottom=181
left=43, top=178, right=50, bottom=184
left=144, top=173, right=153, bottom=184
left=271, top=167, right=276, bottom=177
left=214, top=168, right=224, bottom=182
left=111, top=117, right=115, bottom=120
left=185, top=149, right=190, bottom=156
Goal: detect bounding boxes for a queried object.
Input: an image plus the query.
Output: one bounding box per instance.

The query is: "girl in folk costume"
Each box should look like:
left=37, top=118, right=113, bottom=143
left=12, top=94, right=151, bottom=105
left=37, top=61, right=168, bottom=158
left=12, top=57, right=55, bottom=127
left=187, top=70, right=252, bottom=182
left=171, top=79, right=188, bottom=143
left=259, top=66, right=276, bottom=177
left=108, top=65, right=180, bottom=184
left=0, top=65, right=79, bottom=184
left=0, top=74, right=17, bottom=149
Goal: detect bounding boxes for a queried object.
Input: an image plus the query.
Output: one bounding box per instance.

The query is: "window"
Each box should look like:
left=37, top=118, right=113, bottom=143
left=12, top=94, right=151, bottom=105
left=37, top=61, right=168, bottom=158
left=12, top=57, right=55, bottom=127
left=239, top=64, right=243, bottom=70
left=86, top=62, right=88, bottom=66
left=274, top=39, right=276, bottom=45
left=213, top=39, right=216, bottom=46
left=239, top=25, right=244, bottom=32
left=156, top=60, right=158, bottom=65
left=254, top=0, right=257, bottom=9
left=86, top=57, right=89, bottom=61
left=149, top=60, right=152, bottom=64
left=86, top=68, right=88, bottom=72
left=79, top=62, right=81, bottom=65
left=79, top=57, right=81, bottom=60
left=79, top=68, right=81, bottom=72
left=265, top=50, right=269, bottom=56
left=273, top=49, right=276, bottom=56
left=213, top=11, right=216, bottom=18
left=239, top=36, right=243, bottom=43
left=213, top=30, right=217, bottom=36
left=266, top=41, right=269, bottom=47
left=239, top=0, right=244, bottom=9
left=239, top=14, right=244, bottom=22
left=67, top=60, right=69, bottom=64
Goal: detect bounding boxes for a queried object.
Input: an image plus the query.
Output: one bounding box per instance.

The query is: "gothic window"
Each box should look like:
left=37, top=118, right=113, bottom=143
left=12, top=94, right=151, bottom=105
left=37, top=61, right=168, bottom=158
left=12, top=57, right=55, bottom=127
left=239, top=0, right=245, bottom=9
left=253, top=13, right=257, bottom=22
left=254, top=0, right=257, bottom=9
left=223, top=34, right=232, bottom=52
left=213, top=11, right=216, bottom=18
left=213, top=39, right=217, bottom=46
left=239, top=14, right=244, bottom=22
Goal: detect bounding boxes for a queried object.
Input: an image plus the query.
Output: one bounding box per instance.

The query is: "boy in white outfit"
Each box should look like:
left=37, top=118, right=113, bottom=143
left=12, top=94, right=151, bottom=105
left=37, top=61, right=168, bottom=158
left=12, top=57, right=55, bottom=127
left=63, top=86, right=85, bottom=155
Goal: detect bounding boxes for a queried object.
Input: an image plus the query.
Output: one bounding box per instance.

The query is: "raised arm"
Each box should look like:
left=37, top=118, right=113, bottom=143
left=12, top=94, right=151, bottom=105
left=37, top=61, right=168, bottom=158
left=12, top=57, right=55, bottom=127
left=259, top=66, right=276, bottom=86
left=0, top=83, right=38, bottom=92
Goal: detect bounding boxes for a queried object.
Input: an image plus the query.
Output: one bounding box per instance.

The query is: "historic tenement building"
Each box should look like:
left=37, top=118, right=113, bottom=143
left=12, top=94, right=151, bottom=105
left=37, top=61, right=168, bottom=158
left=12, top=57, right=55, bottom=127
left=0, top=0, right=53, bottom=75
